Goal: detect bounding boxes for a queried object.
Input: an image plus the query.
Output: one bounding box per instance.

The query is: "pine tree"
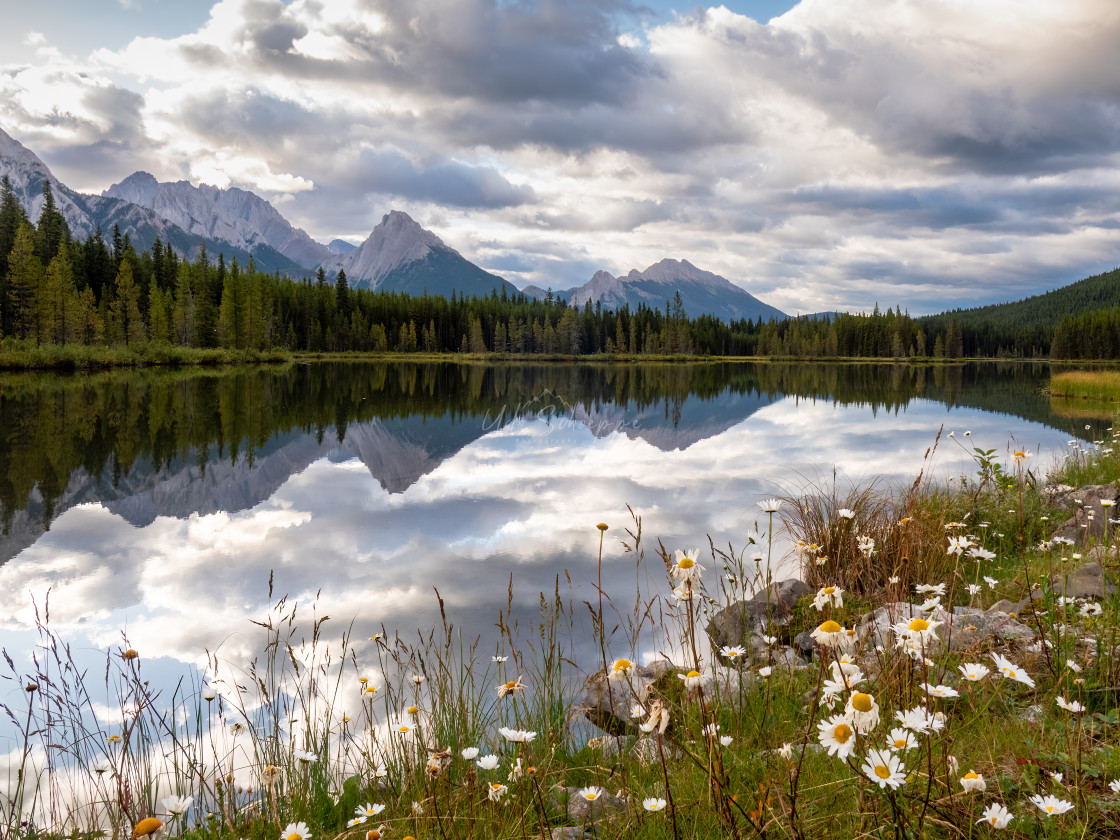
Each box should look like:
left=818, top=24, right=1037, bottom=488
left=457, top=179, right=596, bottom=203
left=6, top=223, right=42, bottom=340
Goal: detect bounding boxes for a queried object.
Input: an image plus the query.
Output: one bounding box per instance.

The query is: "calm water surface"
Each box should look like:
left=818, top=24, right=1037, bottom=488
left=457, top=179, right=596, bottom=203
left=0, top=360, right=1094, bottom=739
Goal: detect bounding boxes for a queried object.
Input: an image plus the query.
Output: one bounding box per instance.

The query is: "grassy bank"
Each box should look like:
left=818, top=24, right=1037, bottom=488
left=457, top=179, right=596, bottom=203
left=4, top=432, right=1120, bottom=839
left=1052, top=371, right=1120, bottom=402
left=0, top=340, right=292, bottom=370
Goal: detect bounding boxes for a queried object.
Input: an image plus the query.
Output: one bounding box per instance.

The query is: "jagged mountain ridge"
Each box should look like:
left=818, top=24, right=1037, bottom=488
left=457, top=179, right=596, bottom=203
left=104, top=171, right=332, bottom=270
left=0, top=127, right=310, bottom=275
left=545, top=259, right=786, bottom=324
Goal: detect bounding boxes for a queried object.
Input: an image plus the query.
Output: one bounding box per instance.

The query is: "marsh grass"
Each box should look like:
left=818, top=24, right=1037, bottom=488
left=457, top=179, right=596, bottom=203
left=6, top=434, right=1120, bottom=839
left=1051, top=372, right=1120, bottom=403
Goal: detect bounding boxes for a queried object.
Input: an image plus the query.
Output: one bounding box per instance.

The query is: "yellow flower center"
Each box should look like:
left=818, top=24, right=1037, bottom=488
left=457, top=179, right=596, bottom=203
left=586, top=792, right=598, bottom=800
left=852, top=693, right=873, bottom=713
left=875, top=765, right=890, bottom=780
left=288, top=834, right=301, bottom=840
left=1046, top=805, right=1054, bottom=813
left=678, top=557, right=695, bottom=569
left=909, top=618, right=929, bottom=632
left=399, top=726, right=410, bottom=732
left=504, top=680, right=517, bottom=690
left=1014, top=451, right=1026, bottom=458
left=686, top=670, right=701, bottom=679
left=364, top=686, right=377, bottom=694
left=613, top=658, right=632, bottom=671
left=597, top=523, right=608, bottom=531
left=359, top=677, right=368, bottom=683
left=819, top=620, right=842, bottom=633
left=893, top=738, right=906, bottom=748
left=490, top=783, right=502, bottom=791
left=833, top=724, right=852, bottom=743
left=823, top=586, right=835, bottom=594
left=964, top=772, right=978, bottom=780
left=407, top=705, right=419, bottom=715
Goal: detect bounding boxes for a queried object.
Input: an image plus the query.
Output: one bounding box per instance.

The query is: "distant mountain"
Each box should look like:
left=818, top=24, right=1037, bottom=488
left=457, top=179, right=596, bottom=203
left=333, top=210, right=517, bottom=298
left=104, top=171, right=331, bottom=271
left=328, top=238, right=357, bottom=255
left=541, top=259, right=785, bottom=323
left=0, top=127, right=309, bottom=274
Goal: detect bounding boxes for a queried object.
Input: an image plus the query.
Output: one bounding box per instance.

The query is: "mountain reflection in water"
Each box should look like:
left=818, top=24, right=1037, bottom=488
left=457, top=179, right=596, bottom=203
left=0, top=361, right=1091, bottom=684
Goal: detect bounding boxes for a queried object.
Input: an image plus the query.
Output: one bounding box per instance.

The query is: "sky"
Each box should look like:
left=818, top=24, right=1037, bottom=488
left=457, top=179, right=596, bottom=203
left=2, top=0, right=1119, bottom=314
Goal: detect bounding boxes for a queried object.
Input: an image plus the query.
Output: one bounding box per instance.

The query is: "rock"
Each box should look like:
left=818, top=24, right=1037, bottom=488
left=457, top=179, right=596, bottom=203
left=1042, top=483, right=1076, bottom=507
left=1049, top=485, right=1119, bottom=545
left=1050, top=561, right=1118, bottom=599
left=550, top=786, right=628, bottom=824
left=579, top=661, right=677, bottom=736
left=1086, top=545, right=1120, bottom=562
left=859, top=602, right=1037, bottom=654
left=551, top=828, right=595, bottom=840
left=706, top=579, right=812, bottom=662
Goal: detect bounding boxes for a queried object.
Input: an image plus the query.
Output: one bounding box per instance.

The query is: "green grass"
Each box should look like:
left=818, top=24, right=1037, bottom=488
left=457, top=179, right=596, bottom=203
left=1051, top=371, right=1120, bottom=402
left=6, top=435, right=1120, bottom=839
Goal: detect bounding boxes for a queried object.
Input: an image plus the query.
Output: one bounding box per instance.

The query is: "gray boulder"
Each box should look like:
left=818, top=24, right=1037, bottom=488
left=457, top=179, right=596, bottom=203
left=1049, top=484, right=1119, bottom=545
left=579, top=660, right=676, bottom=736
left=859, top=602, right=1036, bottom=654
left=706, top=579, right=811, bottom=662
left=1050, top=561, right=1118, bottom=599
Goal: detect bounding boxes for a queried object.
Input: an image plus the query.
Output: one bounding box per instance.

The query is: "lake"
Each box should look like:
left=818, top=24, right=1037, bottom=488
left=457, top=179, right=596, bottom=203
left=0, top=360, right=1093, bottom=747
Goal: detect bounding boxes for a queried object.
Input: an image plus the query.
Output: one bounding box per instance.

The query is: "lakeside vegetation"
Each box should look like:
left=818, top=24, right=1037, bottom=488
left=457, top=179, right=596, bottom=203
left=5, top=417, right=1120, bottom=838
left=5, top=179, right=1120, bottom=365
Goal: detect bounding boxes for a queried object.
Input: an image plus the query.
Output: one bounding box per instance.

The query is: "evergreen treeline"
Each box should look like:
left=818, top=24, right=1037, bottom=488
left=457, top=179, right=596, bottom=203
left=3, top=176, right=1119, bottom=359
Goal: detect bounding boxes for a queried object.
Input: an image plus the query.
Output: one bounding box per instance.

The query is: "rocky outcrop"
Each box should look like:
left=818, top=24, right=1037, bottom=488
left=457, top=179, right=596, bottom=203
left=1050, top=561, right=1118, bottom=599
left=706, top=579, right=812, bottom=662
left=1047, top=484, right=1119, bottom=545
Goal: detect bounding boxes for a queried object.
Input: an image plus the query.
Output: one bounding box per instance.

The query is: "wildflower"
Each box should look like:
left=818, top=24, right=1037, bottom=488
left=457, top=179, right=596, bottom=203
left=1056, top=696, right=1086, bottom=713
left=702, top=723, right=721, bottom=738
left=487, top=783, right=508, bottom=803
left=810, top=620, right=846, bottom=648
left=886, top=728, right=917, bottom=752
left=762, top=635, right=778, bottom=645
left=396, top=723, right=415, bottom=736
left=959, top=771, right=986, bottom=792
left=967, top=584, right=981, bottom=597
left=132, top=818, right=163, bottom=839
left=857, top=535, right=875, bottom=557
left=162, top=795, right=192, bottom=816
left=363, top=686, right=379, bottom=699
left=758, top=499, right=781, bottom=513
left=947, top=536, right=971, bottom=555
left=671, top=582, right=695, bottom=601
left=837, top=508, right=855, bottom=520
left=720, top=735, right=733, bottom=747
left=977, top=803, right=1013, bottom=828
left=202, top=686, right=217, bottom=701
left=720, top=645, right=747, bottom=661
left=895, top=705, right=943, bottom=734
left=374, top=764, right=388, bottom=778
left=411, top=674, right=425, bottom=685
left=778, top=743, right=793, bottom=760
left=845, top=692, right=880, bottom=733
left=922, top=684, right=960, bottom=700
left=261, top=765, right=282, bottom=784
left=1081, top=601, right=1102, bottom=616
left=643, top=797, right=667, bottom=812
left=758, top=666, right=772, bottom=677
left=579, top=786, right=604, bottom=802
left=1049, top=771, right=1063, bottom=783
left=862, top=749, right=906, bottom=789
left=984, top=576, right=998, bottom=589
left=918, top=596, right=942, bottom=612
left=812, top=586, right=844, bottom=611
left=492, top=655, right=508, bottom=662
left=629, top=702, right=645, bottom=719
left=281, top=822, right=311, bottom=840
left=969, top=547, right=997, bottom=561
left=990, top=652, right=1035, bottom=688
left=1029, top=794, right=1073, bottom=816
left=498, top=727, right=537, bottom=743
left=1109, top=779, right=1120, bottom=793
left=497, top=676, right=526, bottom=697
left=830, top=657, right=865, bottom=687
left=369, top=633, right=382, bottom=641
left=915, top=583, right=946, bottom=597
left=1012, top=450, right=1032, bottom=463
left=412, top=801, right=424, bottom=815
left=817, top=714, right=856, bottom=759
left=107, top=735, right=122, bottom=745
left=1066, top=659, right=1082, bottom=673
left=92, top=759, right=111, bottom=774
left=122, top=649, right=139, bottom=661
left=888, top=575, right=900, bottom=584
left=347, top=817, right=367, bottom=828
left=294, top=749, right=317, bottom=763
left=677, top=669, right=707, bottom=689
left=609, top=658, right=635, bottom=680
left=639, top=701, right=670, bottom=734
left=671, top=548, right=704, bottom=581
left=476, top=755, right=499, bottom=770
left=959, top=663, right=991, bottom=681
left=893, top=616, right=941, bottom=647
left=230, top=722, right=245, bottom=736
left=597, top=522, right=608, bottom=531
left=461, top=747, right=479, bottom=760
left=355, top=804, right=385, bottom=818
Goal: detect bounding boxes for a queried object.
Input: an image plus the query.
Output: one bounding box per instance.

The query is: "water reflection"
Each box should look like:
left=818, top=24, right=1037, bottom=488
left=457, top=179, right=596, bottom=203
left=0, top=361, right=1091, bottom=712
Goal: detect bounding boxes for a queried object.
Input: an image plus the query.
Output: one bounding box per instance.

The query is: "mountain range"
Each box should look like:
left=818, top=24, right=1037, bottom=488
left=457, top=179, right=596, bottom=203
left=0, top=125, right=784, bottom=321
